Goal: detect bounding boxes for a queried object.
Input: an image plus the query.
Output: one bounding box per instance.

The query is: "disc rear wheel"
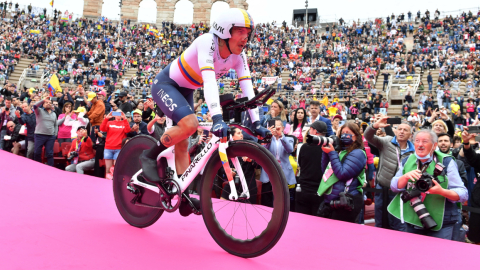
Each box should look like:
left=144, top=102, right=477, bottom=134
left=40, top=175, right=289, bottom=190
left=113, top=135, right=164, bottom=228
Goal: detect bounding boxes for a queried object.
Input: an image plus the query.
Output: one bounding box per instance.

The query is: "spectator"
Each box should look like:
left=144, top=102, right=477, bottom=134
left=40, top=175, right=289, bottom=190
left=127, top=109, right=149, bottom=137
left=57, top=101, right=75, bottom=144
left=16, top=102, right=36, bottom=159
left=317, top=122, right=367, bottom=223
left=64, top=107, right=89, bottom=139
left=3, top=120, right=25, bottom=155
left=364, top=116, right=414, bottom=231
left=296, top=120, right=327, bottom=216
left=259, top=118, right=295, bottom=207
left=147, top=113, right=167, bottom=141
left=288, top=108, right=307, bottom=143
left=390, top=129, right=467, bottom=239
left=100, top=110, right=131, bottom=177
left=0, top=96, right=16, bottom=150
left=115, top=91, right=134, bottom=114
left=85, top=92, right=105, bottom=142
left=423, top=109, right=454, bottom=137
left=220, top=127, right=259, bottom=204
left=427, top=72, right=433, bottom=92
left=261, top=100, right=287, bottom=127
left=306, top=100, right=333, bottom=136
left=437, top=133, right=468, bottom=187
left=65, top=126, right=95, bottom=174
left=33, top=97, right=59, bottom=167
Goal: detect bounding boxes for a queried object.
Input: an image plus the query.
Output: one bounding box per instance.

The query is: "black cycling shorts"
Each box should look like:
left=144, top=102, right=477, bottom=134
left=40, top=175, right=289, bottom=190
left=151, top=63, right=195, bottom=124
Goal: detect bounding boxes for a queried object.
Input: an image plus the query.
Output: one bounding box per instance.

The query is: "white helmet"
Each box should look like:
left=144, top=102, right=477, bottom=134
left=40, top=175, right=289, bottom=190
left=210, top=8, right=255, bottom=43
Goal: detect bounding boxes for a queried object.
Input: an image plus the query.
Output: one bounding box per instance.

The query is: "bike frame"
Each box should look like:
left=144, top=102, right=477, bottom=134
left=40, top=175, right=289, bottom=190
left=129, top=121, right=250, bottom=201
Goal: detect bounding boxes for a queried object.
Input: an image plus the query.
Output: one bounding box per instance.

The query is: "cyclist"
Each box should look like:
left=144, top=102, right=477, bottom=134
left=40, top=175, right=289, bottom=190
left=140, top=8, right=270, bottom=216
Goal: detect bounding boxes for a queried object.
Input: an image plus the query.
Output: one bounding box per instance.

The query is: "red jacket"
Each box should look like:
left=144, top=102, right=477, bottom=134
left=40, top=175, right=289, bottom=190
left=69, top=136, right=95, bottom=162
left=100, top=118, right=131, bottom=150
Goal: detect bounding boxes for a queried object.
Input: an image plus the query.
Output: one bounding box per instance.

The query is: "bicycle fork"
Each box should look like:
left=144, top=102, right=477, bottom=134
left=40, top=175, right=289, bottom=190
left=218, top=141, right=250, bottom=201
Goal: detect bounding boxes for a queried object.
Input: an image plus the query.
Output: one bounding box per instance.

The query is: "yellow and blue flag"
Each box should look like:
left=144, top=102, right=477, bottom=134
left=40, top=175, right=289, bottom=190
left=48, top=74, right=62, bottom=97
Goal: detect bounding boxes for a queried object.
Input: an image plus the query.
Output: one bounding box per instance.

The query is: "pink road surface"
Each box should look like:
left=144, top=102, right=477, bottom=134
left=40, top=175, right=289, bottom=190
left=0, top=151, right=477, bottom=269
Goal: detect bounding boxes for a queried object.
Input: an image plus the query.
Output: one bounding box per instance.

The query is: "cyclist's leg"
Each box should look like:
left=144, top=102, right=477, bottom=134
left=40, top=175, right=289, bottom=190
left=174, top=91, right=195, bottom=175
left=140, top=74, right=198, bottom=182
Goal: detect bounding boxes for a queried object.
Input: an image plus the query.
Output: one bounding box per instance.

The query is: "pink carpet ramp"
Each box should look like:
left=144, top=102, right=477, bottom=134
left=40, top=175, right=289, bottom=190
left=0, top=151, right=477, bottom=269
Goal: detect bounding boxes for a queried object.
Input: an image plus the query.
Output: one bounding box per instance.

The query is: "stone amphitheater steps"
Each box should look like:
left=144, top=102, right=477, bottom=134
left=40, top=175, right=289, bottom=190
left=10, top=58, right=34, bottom=87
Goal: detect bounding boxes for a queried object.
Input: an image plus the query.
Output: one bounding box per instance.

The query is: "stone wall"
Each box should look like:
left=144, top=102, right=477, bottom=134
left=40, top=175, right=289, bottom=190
left=83, top=0, right=248, bottom=25
left=83, top=0, right=103, bottom=18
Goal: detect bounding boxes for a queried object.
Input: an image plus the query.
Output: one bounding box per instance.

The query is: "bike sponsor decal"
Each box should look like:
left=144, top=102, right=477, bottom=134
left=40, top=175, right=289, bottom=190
left=156, top=88, right=178, bottom=111
left=180, top=141, right=213, bottom=181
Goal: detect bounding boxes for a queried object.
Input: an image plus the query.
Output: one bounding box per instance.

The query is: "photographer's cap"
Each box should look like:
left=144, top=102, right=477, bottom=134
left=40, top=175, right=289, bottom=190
left=310, top=120, right=327, bottom=134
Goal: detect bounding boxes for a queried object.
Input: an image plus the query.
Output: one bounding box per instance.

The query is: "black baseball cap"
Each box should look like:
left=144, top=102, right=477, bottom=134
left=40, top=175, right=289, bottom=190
left=311, top=120, right=327, bottom=134
left=77, top=126, right=87, bottom=131
left=119, top=91, right=128, bottom=97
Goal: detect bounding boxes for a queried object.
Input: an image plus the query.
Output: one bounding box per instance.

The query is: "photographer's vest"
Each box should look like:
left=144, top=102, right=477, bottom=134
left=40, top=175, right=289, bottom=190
left=317, top=150, right=366, bottom=196
left=388, top=151, right=454, bottom=231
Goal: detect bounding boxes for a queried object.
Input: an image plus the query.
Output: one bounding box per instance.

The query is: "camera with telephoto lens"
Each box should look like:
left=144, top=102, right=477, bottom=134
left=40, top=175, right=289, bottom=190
left=67, top=151, right=78, bottom=161
left=415, top=163, right=446, bottom=192
left=330, top=192, right=354, bottom=211
left=400, top=162, right=446, bottom=230
left=306, top=134, right=338, bottom=147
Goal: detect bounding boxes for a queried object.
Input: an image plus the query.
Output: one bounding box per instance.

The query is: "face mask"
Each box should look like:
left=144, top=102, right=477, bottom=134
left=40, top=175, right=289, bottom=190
left=341, top=133, right=354, bottom=146
left=415, top=144, right=434, bottom=160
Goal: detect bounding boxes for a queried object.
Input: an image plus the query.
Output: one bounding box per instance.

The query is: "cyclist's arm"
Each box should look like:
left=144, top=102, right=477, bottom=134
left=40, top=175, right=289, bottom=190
left=197, top=36, right=221, bottom=116
left=233, top=52, right=260, bottom=123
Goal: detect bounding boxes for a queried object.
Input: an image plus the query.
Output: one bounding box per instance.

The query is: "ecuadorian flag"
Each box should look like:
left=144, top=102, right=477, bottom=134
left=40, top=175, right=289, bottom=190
left=48, top=74, right=62, bottom=97
left=149, top=28, right=158, bottom=36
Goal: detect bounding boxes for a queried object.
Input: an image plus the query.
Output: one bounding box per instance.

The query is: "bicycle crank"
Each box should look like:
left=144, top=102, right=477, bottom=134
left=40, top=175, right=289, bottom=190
left=159, top=179, right=182, bottom=213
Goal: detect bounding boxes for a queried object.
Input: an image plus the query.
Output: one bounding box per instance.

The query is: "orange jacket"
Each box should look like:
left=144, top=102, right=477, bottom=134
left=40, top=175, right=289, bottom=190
left=86, top=100, right=105, bottom=126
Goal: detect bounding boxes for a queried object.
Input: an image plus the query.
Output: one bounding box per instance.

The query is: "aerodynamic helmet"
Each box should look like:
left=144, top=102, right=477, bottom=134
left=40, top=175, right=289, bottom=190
left=209, top=8, right=255, bottom=43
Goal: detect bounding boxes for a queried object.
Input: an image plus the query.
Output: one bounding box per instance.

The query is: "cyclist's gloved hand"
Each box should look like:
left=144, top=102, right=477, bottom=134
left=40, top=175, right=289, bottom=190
left=253, top=121, right=271, bottom=138
left=211, top=114, right=229, bottom=138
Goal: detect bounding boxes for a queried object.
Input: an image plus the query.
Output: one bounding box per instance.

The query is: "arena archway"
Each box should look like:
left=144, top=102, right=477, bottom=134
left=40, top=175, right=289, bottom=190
left=173, top=0, right=194, bottom=24
left=138, top=0, right=157, bottom=23
left=84, top=0, right=248, bottom=24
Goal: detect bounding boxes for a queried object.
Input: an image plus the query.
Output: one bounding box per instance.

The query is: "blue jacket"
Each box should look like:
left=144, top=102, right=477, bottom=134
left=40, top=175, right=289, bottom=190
left=260, top=135, right=296, bottom=185
left=308, top=116, right=334, bottom=137
left=18, top=112, right=36, bottom=142
left=321, top=149, right=367, bottom=203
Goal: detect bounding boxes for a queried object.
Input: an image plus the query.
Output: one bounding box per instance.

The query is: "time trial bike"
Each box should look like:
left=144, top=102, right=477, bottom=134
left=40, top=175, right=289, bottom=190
left=113, top=86, right=289, bottom=258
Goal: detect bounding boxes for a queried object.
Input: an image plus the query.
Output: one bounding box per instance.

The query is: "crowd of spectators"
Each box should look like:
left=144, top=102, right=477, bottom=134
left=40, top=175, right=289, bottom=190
left=0, top=5, right=480, bottom=244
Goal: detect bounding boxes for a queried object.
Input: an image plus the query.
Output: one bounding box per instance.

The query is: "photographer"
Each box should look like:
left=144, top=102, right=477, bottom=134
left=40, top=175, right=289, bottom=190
left=296, top=120, right=328, bottom=216
left=364, top=116, right=414, bottom=231
left=317, top=122, right=367, bottom=223
left=390, top=129, right=468, bottom=239
left=65, top=126, right=95, bottom=174
left=460, top=127, right=480, bottom=243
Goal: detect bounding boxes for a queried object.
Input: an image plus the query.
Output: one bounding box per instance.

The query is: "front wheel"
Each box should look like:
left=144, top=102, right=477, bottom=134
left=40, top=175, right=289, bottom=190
left=200, top=140, right=289, bottom=258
